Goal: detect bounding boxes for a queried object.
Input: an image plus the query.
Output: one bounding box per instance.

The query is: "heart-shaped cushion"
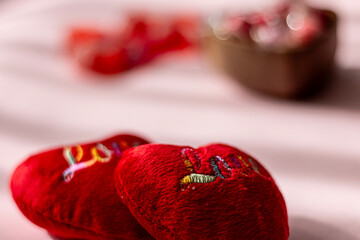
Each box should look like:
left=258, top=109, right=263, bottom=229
left=115, top=143, right=289, bottom=240
left=11, top=134, right=154, bottom=240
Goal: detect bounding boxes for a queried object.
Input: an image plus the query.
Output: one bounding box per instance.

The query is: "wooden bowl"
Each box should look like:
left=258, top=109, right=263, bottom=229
left=202, top=10, right=337, bottom=98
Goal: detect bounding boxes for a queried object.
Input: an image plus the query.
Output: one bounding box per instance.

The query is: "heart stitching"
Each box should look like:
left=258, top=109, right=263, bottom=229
left=62, top=140, right=136, bottom=182
left=180, top=148, right=263, bottom=190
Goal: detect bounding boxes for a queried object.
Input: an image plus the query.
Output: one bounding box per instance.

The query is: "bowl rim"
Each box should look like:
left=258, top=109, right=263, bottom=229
left=205, top=9, right=337, bottom=55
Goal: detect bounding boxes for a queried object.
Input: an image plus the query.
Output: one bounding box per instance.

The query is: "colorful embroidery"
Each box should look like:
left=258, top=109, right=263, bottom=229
left=180, top=173, right=216, bottom=190
left=180, top=148, right=263, bottom=190
left=181, top=148, right=201, bottom=171
left=248, top=157, right=260, bottom=174
left=229, top=155, right=242, bottom=168
left=229, top=154, right=249, bottom=176
left=237, top=155, right=249, bottom=167
left=112, top=142, right=122, bottom=157
left=62, top=141, right=131, bottom=182
left=75, top=145, right=83, bottom=161
left=210, top=156, right=232, bottom=179
left=63, top=147, right=76, bottom=165
left=91, top=144, right=112, bottom=163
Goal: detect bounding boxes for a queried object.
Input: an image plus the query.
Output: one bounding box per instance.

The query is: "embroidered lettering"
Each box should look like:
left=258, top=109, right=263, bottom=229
left=180, top=148, right=262, bottom=190
left=62, top=140, right=135, bottom=182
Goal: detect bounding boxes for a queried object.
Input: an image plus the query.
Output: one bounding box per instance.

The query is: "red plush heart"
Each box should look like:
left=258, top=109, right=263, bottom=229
left=11, top=134, right=154, bottom=240
left=115, top=143, right=289, bottom=240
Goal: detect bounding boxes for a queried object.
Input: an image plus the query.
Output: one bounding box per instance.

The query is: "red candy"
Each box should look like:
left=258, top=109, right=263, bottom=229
left=67, top=15, right=198, bottom=75
left=218, top=3, right=327, bottom=49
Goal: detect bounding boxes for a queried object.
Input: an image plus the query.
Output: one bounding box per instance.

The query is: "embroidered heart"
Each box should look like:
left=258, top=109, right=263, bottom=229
left=115, top=143, right=289, bottom=240
left=11, top=134, right=154, bottom=240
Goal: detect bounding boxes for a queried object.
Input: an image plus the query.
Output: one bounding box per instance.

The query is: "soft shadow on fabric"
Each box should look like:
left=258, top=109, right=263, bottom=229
left=289, top=216, right=359, bottom=240
left=310, top=68, right=360, bottom=111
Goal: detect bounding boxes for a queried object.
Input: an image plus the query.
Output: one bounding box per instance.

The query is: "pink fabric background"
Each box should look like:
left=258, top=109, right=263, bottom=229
left=0, top=0, right=359, bottom=239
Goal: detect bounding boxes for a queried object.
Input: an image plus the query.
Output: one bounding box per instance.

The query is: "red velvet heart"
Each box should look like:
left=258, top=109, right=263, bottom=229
left=115, top=143, right=289, bottom=240
left=10, top=134, right=154, bottom=240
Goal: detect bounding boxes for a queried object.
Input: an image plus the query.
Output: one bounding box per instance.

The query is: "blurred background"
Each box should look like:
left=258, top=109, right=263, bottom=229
left=0, top=0, right=360, bottom=239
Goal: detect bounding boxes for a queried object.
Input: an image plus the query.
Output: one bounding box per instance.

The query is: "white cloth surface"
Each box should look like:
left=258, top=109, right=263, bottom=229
left=0, top=0, right=359, bottom=239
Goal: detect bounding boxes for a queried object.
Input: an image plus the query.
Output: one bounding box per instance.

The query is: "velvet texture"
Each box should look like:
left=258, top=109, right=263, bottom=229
left=11, top=134, right=154, bottom=240
left=115, top=143, right=289, bottom=240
